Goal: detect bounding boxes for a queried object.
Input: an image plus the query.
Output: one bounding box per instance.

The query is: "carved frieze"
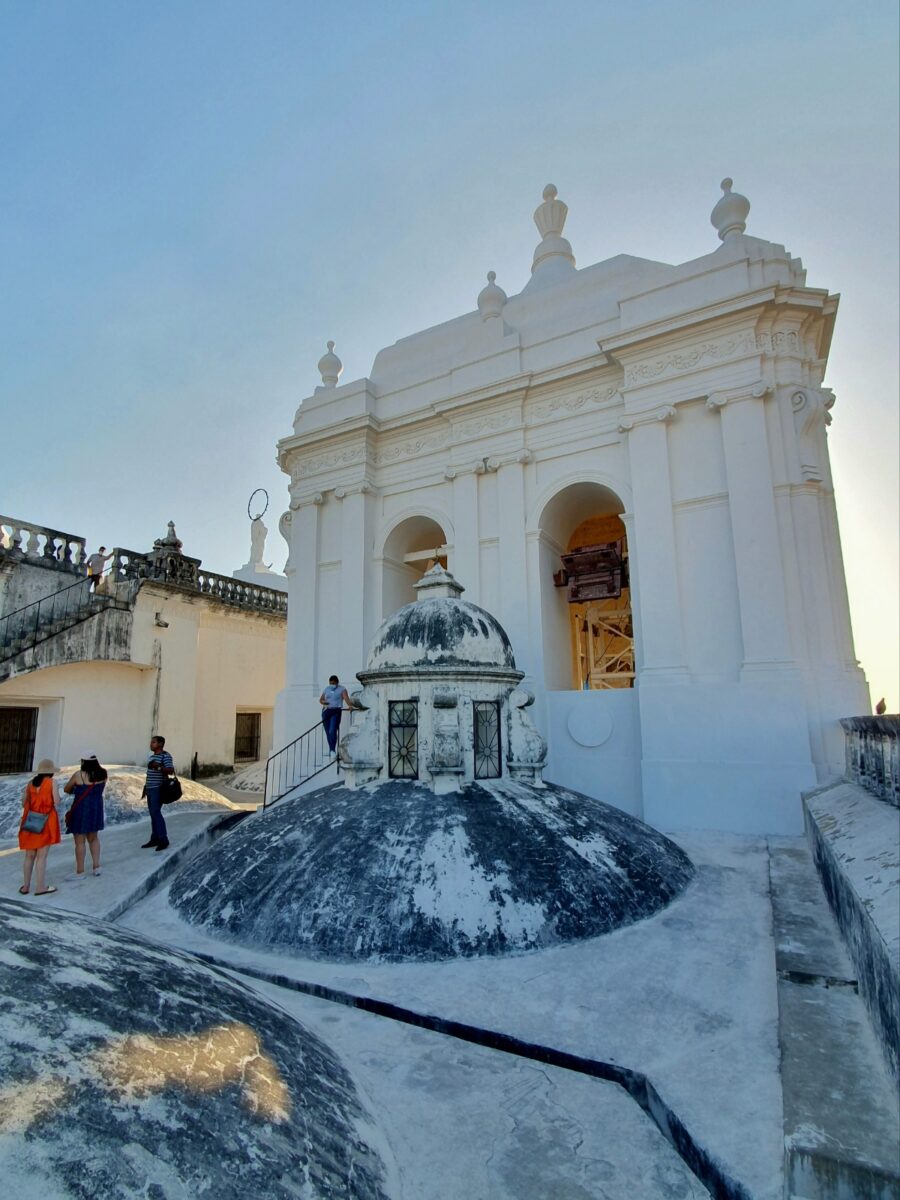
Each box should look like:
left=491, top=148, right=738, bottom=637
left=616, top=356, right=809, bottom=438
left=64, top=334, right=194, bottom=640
left=373, top=433, right=447, bottom=465
left=527, top=382, right=621, bottom=423
left=452, top=409, right=520, bottom=439
left=624, top=331, right=800, bottom=386
left=290, top=444, right=368, bottom=481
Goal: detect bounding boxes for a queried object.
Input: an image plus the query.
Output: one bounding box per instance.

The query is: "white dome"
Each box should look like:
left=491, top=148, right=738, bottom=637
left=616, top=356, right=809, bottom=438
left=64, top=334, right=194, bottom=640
left=365, top=595, right=516, bottom=673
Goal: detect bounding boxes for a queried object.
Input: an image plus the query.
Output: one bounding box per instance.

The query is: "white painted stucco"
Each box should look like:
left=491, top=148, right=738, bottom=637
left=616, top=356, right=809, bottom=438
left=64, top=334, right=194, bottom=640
left=0, top=583, right=285, bottom=774
left=275, top=180, right=868, bottom=835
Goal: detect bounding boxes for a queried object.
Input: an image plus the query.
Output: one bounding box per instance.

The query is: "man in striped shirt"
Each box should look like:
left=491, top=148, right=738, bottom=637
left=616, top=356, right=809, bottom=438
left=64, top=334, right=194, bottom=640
left=142, top=735, right=174, bottom=851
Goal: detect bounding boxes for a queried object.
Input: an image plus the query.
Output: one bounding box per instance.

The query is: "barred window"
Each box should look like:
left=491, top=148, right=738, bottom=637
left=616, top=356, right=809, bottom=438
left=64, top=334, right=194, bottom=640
left=473, top=701, right=501, bottom=779
left=388, top=701, right=419, bottom=779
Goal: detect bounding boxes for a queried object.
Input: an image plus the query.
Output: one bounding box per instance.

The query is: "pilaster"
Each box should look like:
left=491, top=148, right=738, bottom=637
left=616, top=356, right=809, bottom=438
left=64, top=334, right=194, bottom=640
left=447, top=469, right=480, bottom=601
left=620, top=407, right=688, bottom=681
left=337, top=482, right=377, bottom=680
left=706, top=382, right=793, bottom=674
left=496, top=455, right=532, bottom=676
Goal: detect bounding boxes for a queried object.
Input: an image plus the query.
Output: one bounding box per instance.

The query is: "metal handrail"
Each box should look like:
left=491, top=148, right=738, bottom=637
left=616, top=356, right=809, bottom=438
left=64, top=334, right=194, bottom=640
left=263, top=713, right=349, bottom=808
left=0, top=569, right=98, bottom=621
left=0, top=567, right=132, bottom=664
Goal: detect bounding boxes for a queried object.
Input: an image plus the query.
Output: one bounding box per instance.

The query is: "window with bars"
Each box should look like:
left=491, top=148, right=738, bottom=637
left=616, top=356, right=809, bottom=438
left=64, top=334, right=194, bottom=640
left=388, top=701, right=419, bottom=778
left=473, top=700, right=502, bottom=779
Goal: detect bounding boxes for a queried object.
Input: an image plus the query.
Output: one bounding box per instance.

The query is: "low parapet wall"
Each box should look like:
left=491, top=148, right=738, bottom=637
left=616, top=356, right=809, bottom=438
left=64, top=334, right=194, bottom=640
left=803, top=780, right=900, bottom=1085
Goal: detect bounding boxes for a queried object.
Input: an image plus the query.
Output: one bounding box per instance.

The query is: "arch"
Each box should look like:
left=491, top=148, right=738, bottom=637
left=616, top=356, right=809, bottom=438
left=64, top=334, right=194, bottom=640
left=527, top=470, right=633, bottom=538
left=377, top=511, right=452, bottom=623
left=535, top=479, right=634, bottom=691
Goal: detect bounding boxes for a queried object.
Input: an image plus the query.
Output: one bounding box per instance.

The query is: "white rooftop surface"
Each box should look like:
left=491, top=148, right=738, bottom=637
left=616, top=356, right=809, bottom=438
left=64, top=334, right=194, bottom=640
left=119, top=827, right=784, bottom=1199
left=0, top=810, right=228, bottom=920
left=247, top=976, right=708, bottom=1200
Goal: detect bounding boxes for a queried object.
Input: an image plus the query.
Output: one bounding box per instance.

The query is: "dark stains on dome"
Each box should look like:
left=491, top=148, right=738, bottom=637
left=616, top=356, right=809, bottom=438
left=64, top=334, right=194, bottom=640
left=169, top=780, right=694, bottom=963
left=367, top=597, right=516, bottom=670
left=0, top=900, right=389, bottom=1199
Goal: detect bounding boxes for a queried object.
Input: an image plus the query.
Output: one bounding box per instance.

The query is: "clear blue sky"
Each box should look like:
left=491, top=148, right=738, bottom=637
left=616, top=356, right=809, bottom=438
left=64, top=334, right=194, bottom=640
left=2, top=0, right=897, bottom=707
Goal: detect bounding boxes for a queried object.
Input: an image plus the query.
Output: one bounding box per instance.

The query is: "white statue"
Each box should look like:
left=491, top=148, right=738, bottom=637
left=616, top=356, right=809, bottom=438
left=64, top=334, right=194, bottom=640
left=249, top=517, right=268, bottom=568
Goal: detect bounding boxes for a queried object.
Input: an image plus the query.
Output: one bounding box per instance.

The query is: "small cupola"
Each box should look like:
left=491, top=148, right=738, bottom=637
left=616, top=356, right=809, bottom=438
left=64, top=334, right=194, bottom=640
left=340, top=565, right=546, bottom=792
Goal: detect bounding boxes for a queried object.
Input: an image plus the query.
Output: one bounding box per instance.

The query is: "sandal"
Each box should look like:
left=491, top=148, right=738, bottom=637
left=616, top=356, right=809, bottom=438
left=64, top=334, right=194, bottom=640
left=18, top=886, right=29, bottom=895
left=34, top=886, right=57, bottom=896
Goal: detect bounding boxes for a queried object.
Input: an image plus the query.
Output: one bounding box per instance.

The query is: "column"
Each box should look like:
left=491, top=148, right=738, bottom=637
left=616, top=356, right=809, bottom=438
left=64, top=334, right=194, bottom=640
left=623, top=410, right=688, bottom=681
left=450, top=470, right=480, bottom=601
left=339, top=483, right=376, bottom=681
left=710, top=385, right=793, bottom=672
left=496, top=458, right=532, bottom=676
left=274, top=496, right=321, bottom=747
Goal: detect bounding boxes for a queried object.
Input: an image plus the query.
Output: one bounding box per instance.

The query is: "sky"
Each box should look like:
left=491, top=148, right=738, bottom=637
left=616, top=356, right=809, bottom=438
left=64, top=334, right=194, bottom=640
left=1, top=0, right=897, bottom=709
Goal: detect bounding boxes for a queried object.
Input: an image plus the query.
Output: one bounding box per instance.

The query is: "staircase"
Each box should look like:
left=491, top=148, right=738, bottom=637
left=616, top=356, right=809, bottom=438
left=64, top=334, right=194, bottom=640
left=263, top=719, right=341, bottom=807
left=0, top=574, right=136, bottom=678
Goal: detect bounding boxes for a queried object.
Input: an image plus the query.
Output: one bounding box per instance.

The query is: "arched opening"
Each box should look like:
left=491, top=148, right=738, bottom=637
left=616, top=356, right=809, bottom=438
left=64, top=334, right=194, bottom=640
left=380, top=515, right=449, bottom=621
left=538, top=483, right=633, bottom=691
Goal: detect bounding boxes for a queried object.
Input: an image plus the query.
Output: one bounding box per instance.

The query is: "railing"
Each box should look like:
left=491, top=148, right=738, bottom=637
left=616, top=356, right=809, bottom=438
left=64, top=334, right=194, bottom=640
left=108, top=548, right=287, bottom=615
left=0, top=569, right=135, bottom=665
left=263, top=719, right=339, bottom=808
left=0, top=515, right=86, bottom=574
left=840, top=716, right=900, bottom=808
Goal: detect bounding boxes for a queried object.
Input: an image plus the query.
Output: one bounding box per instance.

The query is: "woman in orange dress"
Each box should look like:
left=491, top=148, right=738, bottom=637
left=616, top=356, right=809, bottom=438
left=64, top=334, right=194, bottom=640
left=18, top=758, right=62, bottom=896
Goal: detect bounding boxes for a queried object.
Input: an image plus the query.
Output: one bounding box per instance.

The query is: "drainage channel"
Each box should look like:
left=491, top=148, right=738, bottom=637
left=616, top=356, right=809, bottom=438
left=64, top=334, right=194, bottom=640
left=192, top=949, right=753, bottom=1200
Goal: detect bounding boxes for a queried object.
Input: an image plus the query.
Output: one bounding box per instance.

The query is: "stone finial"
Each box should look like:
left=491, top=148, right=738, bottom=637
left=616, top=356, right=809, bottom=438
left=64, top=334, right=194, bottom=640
left=710, top=177, right=750, bottom=242
left=477, top=271, right=507, bottom=321
left=413, top=563, right=464, bottom=600
left=526, top=183, right=576, bottom=288
left=317, top=340, right=343, bottom=388
left=154, top=521, right=183, bottom=553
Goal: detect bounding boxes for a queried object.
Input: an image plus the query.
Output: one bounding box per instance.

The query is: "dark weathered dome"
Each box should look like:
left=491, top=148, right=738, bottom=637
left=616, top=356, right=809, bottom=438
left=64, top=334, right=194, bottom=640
left=169, top=780, right=694, bottom=963
left=365, top=596, right=516, bottom=673
left=0, top=900, right=389, bottom=1198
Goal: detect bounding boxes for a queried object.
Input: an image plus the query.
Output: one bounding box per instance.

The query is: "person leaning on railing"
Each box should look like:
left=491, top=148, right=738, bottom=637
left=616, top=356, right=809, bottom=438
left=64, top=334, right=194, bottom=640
left=319, top=675, right=353, bottom=756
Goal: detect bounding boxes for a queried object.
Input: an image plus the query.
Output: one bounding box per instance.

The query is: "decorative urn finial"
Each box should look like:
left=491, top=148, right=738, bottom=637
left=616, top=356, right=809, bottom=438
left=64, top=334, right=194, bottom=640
left=710, top=177, right=750, bottom=242
left=525, top=183, right=576, bottom=288
left=317, top=340, right=343, bottom=388
left=477, top=271, right=507, bottom=321
left=154, top=520, right=183, bottom=553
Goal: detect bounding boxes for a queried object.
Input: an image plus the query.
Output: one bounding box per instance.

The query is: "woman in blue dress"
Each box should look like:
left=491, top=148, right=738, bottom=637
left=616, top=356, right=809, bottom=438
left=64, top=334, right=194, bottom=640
left=63, top=755, right=107, bottom=879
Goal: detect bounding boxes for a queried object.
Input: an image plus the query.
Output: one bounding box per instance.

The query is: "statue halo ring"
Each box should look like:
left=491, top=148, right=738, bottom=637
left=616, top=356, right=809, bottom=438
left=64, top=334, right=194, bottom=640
left=248, top=489, right=269, bottom=522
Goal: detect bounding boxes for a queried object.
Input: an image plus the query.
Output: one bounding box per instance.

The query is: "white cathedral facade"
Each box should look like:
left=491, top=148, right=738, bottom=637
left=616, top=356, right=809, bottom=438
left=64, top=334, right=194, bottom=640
left=274, top=179, right=868, bottom=835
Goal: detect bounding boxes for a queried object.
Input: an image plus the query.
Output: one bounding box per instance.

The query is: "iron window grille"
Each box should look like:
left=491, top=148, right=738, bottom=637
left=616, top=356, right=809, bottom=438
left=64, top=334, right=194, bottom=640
left=388, top=700, right=419, bottom=779
left=473, top=700, right=502, bottom=779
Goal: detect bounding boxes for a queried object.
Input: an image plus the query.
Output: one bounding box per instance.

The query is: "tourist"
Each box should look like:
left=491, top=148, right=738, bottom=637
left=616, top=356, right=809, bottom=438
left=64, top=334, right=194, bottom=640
left=319, top=675, right=351, bottom=755
left=142, top=735, right=174, bottom=851
left=86, top=545, right=112, bottom=590
left=18, top=759, right=61, bottom=896
left=63, top=755, right=107, bottom=879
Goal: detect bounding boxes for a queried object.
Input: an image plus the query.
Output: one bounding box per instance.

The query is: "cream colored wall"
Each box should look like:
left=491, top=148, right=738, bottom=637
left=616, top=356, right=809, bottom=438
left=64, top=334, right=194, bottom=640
left=0, top=585, right=286, bottom=775
left=0, top=660, right=153, bottom=768
left=192, top=609, right=285, bottom=765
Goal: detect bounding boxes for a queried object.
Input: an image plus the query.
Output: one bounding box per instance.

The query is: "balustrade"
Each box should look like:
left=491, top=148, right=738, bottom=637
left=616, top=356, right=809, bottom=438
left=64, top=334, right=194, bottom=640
left=1, top=521, right=286, bottom=619
left=0, top=515, right=86, bottom=573
left=107, top=549, right=286, bottom=615
left=840, top=716, right=900, bottom=807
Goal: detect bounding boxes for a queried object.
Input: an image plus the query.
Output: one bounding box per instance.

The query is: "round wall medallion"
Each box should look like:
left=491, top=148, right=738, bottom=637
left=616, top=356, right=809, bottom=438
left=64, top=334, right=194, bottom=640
left=566, top=706, right=614, bottom=747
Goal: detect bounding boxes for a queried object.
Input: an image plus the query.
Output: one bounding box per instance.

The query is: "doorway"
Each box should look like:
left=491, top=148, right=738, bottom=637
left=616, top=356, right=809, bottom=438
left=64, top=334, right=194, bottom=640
left=234, top=712, right=262, bottom=763
left=0, top=707, right=38, bottom=773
